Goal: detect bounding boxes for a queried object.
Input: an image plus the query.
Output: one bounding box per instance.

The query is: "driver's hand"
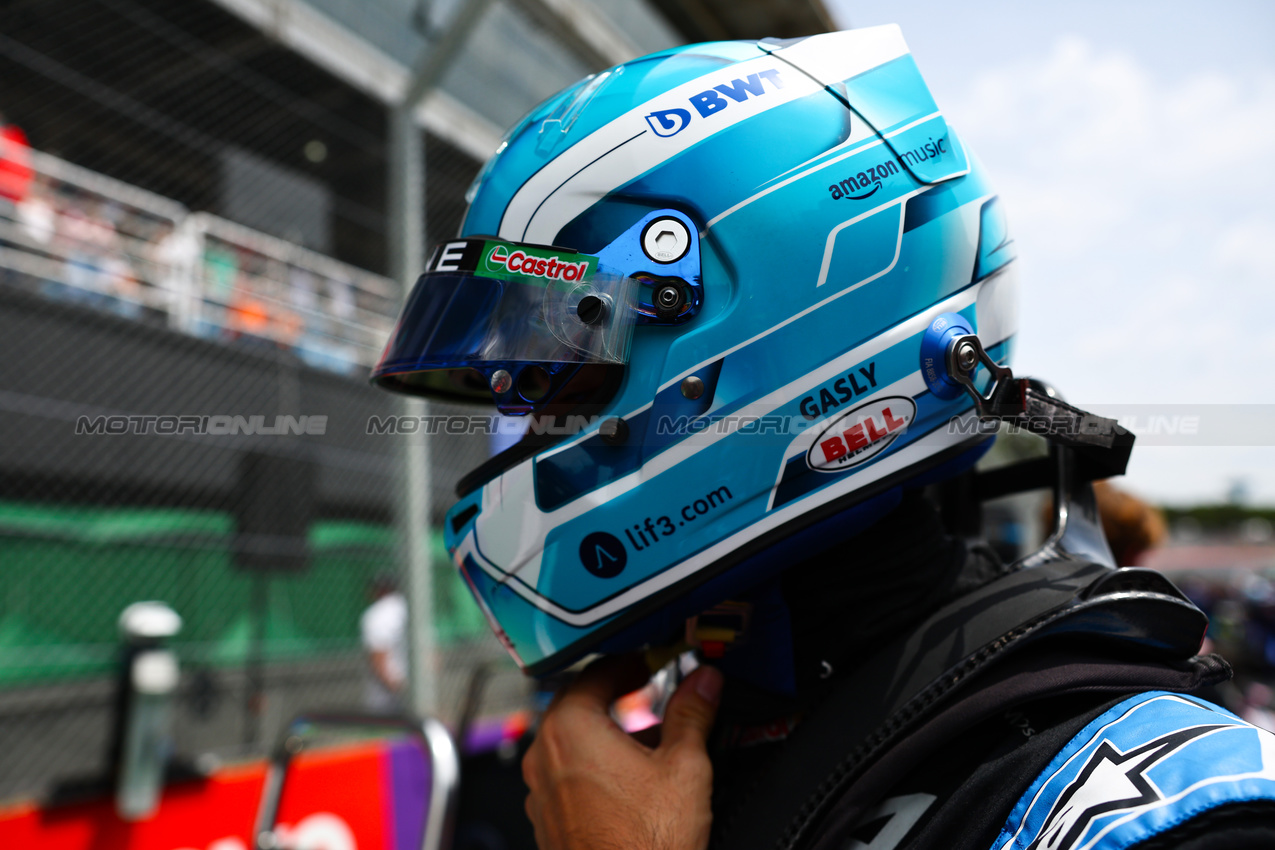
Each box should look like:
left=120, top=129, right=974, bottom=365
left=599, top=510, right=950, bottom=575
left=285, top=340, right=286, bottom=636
left=522, top=655, right=724, bottom=850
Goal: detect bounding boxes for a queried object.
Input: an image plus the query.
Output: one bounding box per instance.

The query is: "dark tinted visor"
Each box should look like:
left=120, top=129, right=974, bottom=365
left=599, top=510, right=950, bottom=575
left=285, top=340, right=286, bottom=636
left=371, top=237, right=635, bottom=414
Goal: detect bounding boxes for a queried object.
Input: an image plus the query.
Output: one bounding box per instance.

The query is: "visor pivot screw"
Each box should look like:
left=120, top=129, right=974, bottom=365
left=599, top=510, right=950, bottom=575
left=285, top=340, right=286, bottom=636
left=954, top=340, right=979, bottom=374
left=599, top=417, right=629, bottom=446
left=576, top=295, right=608, bottom=325
left=490, top=369, right=513, bottom=395
left=642, top=217, right=691, bottom=263
left=654, top=283, right=685, bottom=318
left=681, top=376, right=704, bottom=400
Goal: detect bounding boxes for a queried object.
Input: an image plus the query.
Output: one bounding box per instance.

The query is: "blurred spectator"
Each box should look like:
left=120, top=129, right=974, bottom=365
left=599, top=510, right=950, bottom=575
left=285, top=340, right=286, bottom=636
left=314, top=274, right=358, bottom=372
left=0, top=111, right=33, bottom=204
left=16, top=177, right=55, bottom=246
left=360, top=574, right=407, bottom=714
left=48, top=199, right=141, bottom=318
left=148, top=221, right=198, bottom=321
left=226, top=271, right=272, bottom=343
left=328, top=274, right=355, bottom=322
left=100, top=249, right=142, bottom=319
left=3, top=142, right=391, bottom=376
left=55, top=202, right=111, bottom=305
left=289, top=264, right=318, bottom=316
left=289, top=265, right=339, bottom=370
left=202, top=240, right=237, bottom=298
left=4, top=173, right=54, bottom=290
left=1093, top=481, right=1168, bottom=565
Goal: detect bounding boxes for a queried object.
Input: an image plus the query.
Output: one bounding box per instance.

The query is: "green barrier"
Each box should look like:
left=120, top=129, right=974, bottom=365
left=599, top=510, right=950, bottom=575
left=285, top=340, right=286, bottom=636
left=0, top=502, right=487, bottom=685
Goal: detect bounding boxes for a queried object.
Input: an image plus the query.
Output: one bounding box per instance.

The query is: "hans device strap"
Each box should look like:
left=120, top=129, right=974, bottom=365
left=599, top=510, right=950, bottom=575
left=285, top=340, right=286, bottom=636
left=713, top=558, right=1211, bottom=850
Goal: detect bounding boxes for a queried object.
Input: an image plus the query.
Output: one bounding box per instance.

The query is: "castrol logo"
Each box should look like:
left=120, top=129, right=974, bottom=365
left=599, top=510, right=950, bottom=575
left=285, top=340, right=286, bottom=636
left=487, top=245, right=588, bottom=281
left=806, top=396, right=916, bottom=473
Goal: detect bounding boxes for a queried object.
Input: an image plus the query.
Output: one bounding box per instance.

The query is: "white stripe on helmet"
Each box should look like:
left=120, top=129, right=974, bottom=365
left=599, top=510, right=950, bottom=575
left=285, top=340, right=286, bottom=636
left=498, top=27, right=910, bottom=244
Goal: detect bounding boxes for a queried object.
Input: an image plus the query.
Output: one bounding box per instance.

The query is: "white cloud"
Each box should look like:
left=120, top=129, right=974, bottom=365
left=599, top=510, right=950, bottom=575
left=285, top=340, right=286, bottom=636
left=1215, top=215, right=1275, bottom=279
left=942, top=36, right=1275, bottom=501
left=945, top=36, right=1275, bottom=404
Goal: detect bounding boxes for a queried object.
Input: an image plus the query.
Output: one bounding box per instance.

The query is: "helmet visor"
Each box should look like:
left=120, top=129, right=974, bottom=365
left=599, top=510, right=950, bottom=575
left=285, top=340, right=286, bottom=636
left=372, top=238, right=636, bottom=412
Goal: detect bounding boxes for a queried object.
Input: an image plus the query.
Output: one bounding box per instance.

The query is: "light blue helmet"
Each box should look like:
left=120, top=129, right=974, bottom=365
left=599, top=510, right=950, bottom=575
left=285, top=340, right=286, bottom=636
left=373, top=26, right=1018, bottom=676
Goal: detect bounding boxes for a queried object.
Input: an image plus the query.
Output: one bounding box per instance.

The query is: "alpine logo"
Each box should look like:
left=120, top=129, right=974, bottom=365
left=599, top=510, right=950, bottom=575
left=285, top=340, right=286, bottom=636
left=807, top=397, right=915, bottom=473
left=644, top=69, right=785, bottom=138
left=486, top=245, right=588, bottom=281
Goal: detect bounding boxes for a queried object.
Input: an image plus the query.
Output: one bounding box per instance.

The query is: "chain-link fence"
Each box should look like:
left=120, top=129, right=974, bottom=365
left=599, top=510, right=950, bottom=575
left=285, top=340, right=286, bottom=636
left=0, top=0, right=550, bottom=804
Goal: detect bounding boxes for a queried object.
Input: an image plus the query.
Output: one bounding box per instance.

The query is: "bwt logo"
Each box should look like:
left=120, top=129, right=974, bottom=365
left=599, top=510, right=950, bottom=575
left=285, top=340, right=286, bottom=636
left=645, top=69, right=785, bottom=137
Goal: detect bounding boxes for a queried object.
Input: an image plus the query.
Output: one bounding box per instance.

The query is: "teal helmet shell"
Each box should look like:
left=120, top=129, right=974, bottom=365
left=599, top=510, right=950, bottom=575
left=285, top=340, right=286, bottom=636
left=428, top=26, right=1018, bottom=674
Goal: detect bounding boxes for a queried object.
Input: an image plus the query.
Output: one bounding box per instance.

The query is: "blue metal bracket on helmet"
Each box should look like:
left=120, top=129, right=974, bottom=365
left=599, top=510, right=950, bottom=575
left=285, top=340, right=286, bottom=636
left=920, top=311, right=974, bottom=400
left=595, top=209, right=703, bottom=326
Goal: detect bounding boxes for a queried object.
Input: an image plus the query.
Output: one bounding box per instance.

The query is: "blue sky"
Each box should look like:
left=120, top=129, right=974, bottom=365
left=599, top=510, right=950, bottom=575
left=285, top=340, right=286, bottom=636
left=827, top=1, right=1275, bottom=505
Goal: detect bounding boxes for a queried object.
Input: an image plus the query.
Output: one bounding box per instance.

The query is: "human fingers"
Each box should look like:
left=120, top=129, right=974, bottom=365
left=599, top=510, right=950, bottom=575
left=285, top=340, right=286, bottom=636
left=657, top=665, right=723, bottom=756
left=555, top=653, right=652, bottom=716
left=521, top=736, right=541, bottom=791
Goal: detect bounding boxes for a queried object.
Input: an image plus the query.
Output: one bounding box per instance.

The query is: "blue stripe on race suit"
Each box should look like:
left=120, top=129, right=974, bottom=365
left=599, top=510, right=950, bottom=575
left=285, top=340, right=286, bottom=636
left=993, top=691, right=1275, bottom=850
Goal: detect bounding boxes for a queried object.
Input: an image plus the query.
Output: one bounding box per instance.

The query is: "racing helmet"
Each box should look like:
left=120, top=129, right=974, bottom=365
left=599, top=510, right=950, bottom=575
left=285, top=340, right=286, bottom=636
left=372, top=25, right=1019, bottom=676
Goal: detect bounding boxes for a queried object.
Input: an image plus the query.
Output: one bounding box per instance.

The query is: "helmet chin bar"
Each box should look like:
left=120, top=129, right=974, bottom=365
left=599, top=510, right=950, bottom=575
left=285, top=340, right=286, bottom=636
left=946, top=333, right=1136, bottom=570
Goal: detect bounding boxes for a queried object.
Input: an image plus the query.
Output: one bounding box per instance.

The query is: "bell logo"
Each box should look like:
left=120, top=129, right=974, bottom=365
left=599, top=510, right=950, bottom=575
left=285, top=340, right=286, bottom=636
left=645, top=108, right=692, bottom=137
left=806, top=397, right=916, bottom=473
left=579, top=531, right=627, bottom=578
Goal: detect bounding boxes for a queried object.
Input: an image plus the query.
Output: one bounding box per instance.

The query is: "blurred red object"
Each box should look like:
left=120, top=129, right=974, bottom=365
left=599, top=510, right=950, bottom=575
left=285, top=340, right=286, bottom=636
left=0, top=119, right=33, bottom=203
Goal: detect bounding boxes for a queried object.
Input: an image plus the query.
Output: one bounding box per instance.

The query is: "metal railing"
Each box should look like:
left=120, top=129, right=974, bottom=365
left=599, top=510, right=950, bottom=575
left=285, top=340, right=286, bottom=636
left=0, top=148, right=398, bottom=376
left=253, top=713, right=460, bottom=850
